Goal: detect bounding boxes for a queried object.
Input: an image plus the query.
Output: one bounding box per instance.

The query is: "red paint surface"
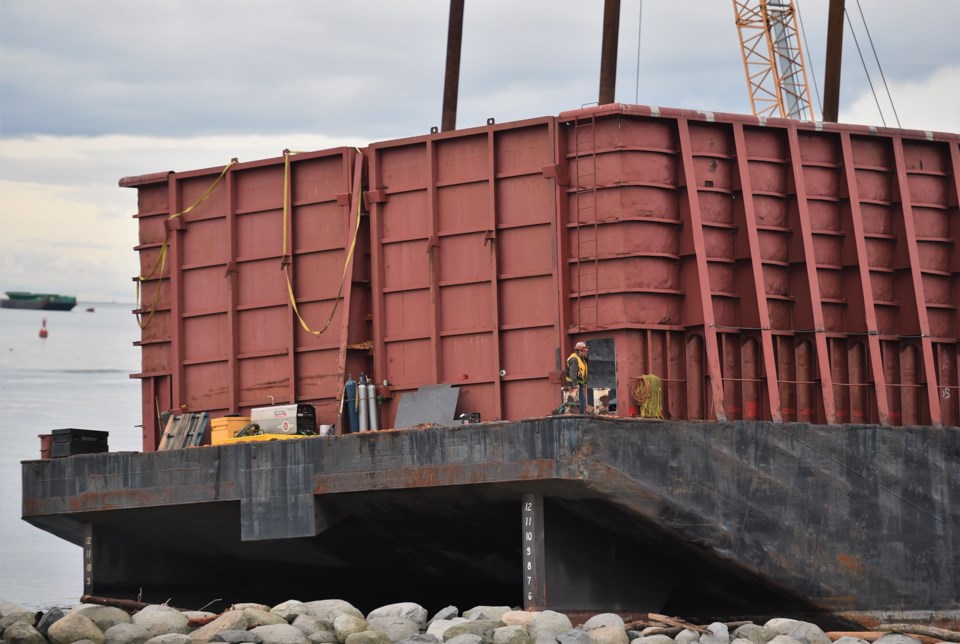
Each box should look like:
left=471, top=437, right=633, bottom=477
left=123, top=105, right=960, bottom=451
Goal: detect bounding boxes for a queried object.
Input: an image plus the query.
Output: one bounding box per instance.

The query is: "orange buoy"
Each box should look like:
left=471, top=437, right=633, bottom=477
left=39, top=318, right=48, bottom=338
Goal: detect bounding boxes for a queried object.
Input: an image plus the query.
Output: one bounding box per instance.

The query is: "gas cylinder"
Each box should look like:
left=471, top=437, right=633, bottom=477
left=366, top=381, right=379, bottom=430
left=344, top=375, right=359, bottom=433
left=358, top=373, right=369, bottom=431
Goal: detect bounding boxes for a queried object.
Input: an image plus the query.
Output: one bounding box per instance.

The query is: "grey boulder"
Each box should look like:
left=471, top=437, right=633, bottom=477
left=631, top=636, right=675, bottom=644
left=145, top=634, right=192, bottom=644
left=530, top=613, right=573, bottom=640
left=189, top=610, right=249, bottom=642
left=74, top=606, right=132, bottom=632
left=367, top=617, right=421, bottom=642
left=104, top=622, right=151, bottom=644
left=494, top=625, right=532, bottom=644
left=272, top=601, right=309, bottom=623
left=133, top=605, right=190, bottom=638
left=583, top=616, right=624, bottom=631
left=252, top=623, right=311, bottom=644
left=345, top=632, right=393, bottom=644
left=587, top=626, right=628, bottom=644
left=367, top=604, right=429, bottom=631
left=37, top=608, right=66, bottom=636
left=4, top=621, right=47, bottom=644
left=447, top=636, right=484, bottom=644
left=763, top=621, right=829, bottom=644
left=48, top=613, right=105, bottom=644
left=463, top=608, right=511, bottom=623
left=443, top=620, right=503, bottom=644
left=213, top=630, right=265, bottom=643
left=304, top=602, right=364, bottom=624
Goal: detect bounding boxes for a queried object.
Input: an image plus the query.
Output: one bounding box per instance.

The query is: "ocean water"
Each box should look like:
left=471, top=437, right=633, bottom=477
left=0, top=303, right=142, bottom=610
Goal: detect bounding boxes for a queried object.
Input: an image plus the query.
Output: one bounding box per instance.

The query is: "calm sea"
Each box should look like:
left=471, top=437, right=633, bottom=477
left=0, top=303, right=142, bottom=610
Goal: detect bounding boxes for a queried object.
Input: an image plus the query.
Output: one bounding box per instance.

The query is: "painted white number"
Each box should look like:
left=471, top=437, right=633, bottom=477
left=943, top=388, right=952, bottom=399
left=526, top=547, right=531, bottom=555
left=524, top=502, right=532, bottom=511
left=528, top=591, right=533, bottom=600
left=527, top=561, right=532, bottom=570
left=525, top=532, right=532, bottom=541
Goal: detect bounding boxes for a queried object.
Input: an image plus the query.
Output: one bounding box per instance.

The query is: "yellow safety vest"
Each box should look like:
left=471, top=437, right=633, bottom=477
left=565, top=352, right=588, bottom=385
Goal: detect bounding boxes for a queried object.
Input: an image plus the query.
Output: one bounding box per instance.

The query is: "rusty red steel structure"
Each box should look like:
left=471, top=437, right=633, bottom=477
left=122, top=105, right=960, bottom=451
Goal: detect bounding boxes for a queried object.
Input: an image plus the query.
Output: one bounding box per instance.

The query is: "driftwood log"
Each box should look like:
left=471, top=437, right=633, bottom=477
left=79, top=595, right=150, bottom=612
left=877, top=623, right=960, bottom=643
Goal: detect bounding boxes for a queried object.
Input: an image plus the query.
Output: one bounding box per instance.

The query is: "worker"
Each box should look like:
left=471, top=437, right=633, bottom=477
left=565, top=341, right=590, bottom=413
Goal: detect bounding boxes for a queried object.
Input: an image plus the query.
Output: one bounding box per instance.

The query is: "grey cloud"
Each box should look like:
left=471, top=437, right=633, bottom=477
left=2, top=1, right=957, bottom=138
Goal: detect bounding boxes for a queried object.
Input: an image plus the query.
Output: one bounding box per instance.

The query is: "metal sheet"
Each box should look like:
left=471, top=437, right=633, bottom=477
left=393, top=384, right=460, bottom=428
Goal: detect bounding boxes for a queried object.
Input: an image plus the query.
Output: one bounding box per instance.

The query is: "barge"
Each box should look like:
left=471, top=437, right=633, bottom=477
left=22, top=103, right=960, bottom=624
left=2, top=291, right=77, bottom=311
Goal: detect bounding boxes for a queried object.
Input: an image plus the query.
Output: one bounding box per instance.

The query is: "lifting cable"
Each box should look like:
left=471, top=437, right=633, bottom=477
left=281, top=148, right=363, bottom=337
left=853, top=0, right=900, bottom=128
left=634, top=0, right=644, bottom=104
left=135, top=160, right=237, bottom=329
left=844, top=6, right=886, bottom=127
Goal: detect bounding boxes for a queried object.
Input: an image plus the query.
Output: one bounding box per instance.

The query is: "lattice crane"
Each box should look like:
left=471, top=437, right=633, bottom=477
left=733, top=0, right=815, bottom=120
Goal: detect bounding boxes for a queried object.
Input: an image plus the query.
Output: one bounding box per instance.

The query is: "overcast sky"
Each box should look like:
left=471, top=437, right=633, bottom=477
left=1, top=0, right=957, bottom=303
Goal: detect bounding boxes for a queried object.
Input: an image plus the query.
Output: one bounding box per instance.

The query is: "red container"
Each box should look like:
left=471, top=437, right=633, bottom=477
left=366, top=117, right=565, bottom=427
left=123, top=105, right=960, bottom=451
left=124, top=149, right=371, bottom=448
left=38, top=434, right=52, bottom=460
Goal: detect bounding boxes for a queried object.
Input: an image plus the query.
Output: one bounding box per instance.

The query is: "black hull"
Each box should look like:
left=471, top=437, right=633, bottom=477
left=1, top=300, right=76, bottom=311
left=22, top=417, right=960, bottom=627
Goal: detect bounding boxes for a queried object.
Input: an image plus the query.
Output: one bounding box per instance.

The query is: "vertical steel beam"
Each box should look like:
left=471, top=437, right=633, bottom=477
left=599, top=0, right=621, bottom=105
left=167, top=177, right=185, bottom=413
left=225, top=168, right=240, bottom=414
left=786, top=128, right=837, bottom=423
left=732, top=123, right=783, bottom=422
left=442, top=0, right=465, bottom=132
left=891, top=136, right=942, bottom=426
left=949, top=142, right=960, bottom=343
left=677, top=118, right=727, bottom=422
left=285, top=158, right=298, bottom=405
left=838, top=132, right=891, bottom=424
left=487, top=129, right=504, bottom=419
left=822, top=0, right=845, bottom=122
left=368, top=153, right=389, bottom=426
left=336, top=150, right=363, bottom=422
left=427, top=140, right=443, bottom=384
left=550, top=120, right=572, bottom=371
left=948, top=142, right=960, bottom=422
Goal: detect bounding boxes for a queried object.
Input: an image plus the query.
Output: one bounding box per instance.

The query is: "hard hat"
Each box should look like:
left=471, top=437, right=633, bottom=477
left=574, top=341, right=588, bottom=351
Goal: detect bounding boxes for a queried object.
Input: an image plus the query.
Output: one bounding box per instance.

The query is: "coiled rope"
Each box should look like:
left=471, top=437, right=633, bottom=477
left=632, top=374, right=664, bottom=419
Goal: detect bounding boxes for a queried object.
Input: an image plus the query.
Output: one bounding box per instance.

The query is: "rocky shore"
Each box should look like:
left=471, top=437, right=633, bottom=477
left=0, top=598, right=954, bottom=644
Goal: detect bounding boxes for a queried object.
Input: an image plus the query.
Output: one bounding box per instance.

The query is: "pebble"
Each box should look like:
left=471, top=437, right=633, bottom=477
left=0, top=597, right=938, bottom=644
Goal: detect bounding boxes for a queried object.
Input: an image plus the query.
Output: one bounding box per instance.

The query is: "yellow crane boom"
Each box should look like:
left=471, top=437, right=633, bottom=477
left=733, top=0, right=815, bottom=120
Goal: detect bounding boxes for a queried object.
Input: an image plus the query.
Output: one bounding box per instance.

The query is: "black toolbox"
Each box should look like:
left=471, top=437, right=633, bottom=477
left=50, top=428, right=109, bottom=458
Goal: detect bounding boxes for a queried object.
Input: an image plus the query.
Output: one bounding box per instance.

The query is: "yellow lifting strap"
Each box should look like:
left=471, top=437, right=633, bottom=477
left=282, top=148, right=364, bottom=336
left=135, top=160, right=237, bottom=329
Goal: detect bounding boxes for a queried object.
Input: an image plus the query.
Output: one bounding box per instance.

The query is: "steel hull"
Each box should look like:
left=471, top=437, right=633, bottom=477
left=2, top=299, right=76, bottom=311
left=22, top=417, right=960, bottom=625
